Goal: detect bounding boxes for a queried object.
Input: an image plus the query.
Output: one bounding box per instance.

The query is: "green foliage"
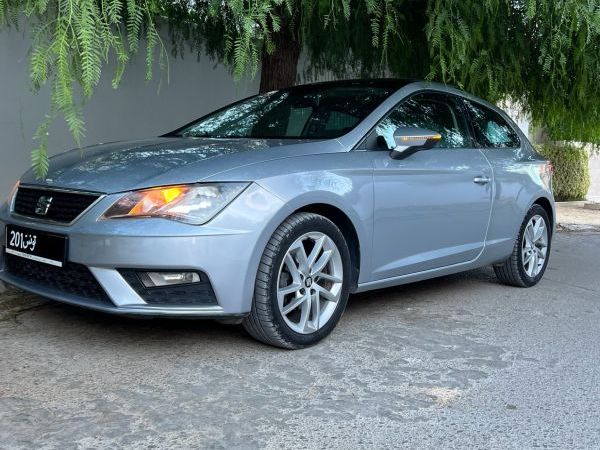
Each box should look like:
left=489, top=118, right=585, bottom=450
left=2, top=1, right=600, bottom=177
left=0, top=0, right=164, bottom=178
left=537, top=143, right=591, bottom=201
left=426, top=0, right=600, bottom=145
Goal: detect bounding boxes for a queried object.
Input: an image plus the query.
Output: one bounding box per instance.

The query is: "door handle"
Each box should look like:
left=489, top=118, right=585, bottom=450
left=473, top=176, right=491, bottom=185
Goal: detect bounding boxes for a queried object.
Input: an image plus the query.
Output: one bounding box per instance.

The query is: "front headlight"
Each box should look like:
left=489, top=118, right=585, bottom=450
left=102, top=182, right=249, bottom=225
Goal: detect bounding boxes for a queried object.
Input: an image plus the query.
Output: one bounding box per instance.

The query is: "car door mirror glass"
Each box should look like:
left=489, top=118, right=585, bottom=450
left=390, top=127, right=442, bottom=159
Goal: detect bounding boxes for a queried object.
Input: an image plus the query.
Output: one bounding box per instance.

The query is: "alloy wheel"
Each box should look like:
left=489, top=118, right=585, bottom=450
left=277, top=232, right=344, bottom=334
left=521, top=214, right=549, bottom=278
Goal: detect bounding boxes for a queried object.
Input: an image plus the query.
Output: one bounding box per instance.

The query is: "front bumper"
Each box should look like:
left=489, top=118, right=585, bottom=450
left=0, top=183, right=287, bottom=317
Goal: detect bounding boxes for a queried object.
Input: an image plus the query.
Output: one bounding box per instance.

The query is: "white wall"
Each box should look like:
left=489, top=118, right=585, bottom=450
left=0, top=27, right=259, bottom=197
left=588, top=154, right=600, bottom=202
left=498, top=101, right=530, bottom=138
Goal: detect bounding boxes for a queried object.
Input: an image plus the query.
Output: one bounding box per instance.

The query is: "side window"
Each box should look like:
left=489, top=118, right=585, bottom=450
left=464, top=100, right=520, bottom=148
left=373, top=93, right=469, bottom=150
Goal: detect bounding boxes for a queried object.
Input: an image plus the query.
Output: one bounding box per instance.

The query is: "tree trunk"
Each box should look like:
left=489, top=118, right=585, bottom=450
left=259, top=21, right=301, bottom=93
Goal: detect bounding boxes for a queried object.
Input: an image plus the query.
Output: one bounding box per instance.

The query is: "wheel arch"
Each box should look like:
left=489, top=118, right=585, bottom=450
left=293, top=203, right=361, bottom=292
left=533, top=196, right=555, bottom=231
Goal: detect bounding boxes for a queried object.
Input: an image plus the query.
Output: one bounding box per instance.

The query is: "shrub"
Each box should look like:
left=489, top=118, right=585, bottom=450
left=536, top=143, right=591, bottom=201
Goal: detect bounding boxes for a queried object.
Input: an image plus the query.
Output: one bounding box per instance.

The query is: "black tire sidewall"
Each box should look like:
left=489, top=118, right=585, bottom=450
left=265, top=215, right=352, bottom=347
left=516, top=205, right=552, bottom=287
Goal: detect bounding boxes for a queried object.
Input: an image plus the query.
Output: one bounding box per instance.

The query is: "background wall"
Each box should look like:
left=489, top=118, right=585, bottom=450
left=0, top=27, right=258, bottom=197
left=588, top=155, right=600, bottom=202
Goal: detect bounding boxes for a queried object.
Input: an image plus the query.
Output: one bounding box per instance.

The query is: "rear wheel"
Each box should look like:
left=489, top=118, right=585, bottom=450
left=494, top=204, right=551, bottom=287
left=243, top=213, right=352, bottom=349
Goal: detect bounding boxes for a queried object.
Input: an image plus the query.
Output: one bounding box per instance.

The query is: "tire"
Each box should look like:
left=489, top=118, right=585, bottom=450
left=494, top=204, right=552, bottom=287
left=243, top=212, right=352, bottom=349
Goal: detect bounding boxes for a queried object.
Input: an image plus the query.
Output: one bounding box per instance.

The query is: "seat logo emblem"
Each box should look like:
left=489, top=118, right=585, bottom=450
left=35, top=196, right=53, bottom=216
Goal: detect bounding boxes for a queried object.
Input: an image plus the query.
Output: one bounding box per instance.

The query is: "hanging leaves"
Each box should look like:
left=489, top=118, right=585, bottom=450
left=426, top=0, right=600, bottom=143
left=1, top=0, right=600, bottom=179
left=1, top=0, right=164, bottom=178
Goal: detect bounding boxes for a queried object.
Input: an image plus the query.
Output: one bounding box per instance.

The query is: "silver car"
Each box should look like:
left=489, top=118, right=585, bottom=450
left=0, top=79, right=554, bottom=348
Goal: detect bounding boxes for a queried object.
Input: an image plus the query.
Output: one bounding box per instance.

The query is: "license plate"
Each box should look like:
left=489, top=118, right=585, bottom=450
left=5, top=225, right=68, bottom=267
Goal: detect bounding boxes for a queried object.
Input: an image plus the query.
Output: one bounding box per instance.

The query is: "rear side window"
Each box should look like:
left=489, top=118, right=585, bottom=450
left=374, top=93, right=470, bottom=149
left=464, top=100, right=520, bottom=148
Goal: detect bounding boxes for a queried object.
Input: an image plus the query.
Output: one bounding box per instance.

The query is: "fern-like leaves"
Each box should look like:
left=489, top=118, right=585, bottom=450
left=0, top=0, right=165, bottom=178
left=1, top=0, right=600, bottom=179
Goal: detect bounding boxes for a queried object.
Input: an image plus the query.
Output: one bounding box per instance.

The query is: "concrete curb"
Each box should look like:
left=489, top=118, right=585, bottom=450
left=584, top=202, right=600, bottom=211
left=557, top=223, right=600, bottom=232
left=556, top=201, right=587, bottom=206
left=556, top=200, right=600, bottom=210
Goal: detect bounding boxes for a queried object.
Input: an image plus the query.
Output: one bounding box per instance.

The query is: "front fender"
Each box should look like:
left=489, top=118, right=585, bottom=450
left=257, top=157, right=375, bottom=275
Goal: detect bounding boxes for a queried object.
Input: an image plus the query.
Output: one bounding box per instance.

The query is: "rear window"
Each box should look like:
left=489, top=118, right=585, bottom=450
left=464, top=100, right=520, bottom=148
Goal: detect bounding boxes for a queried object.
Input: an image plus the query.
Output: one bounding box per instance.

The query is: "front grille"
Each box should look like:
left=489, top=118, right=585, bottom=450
left=119, top=270, right=218, bottom=306
left=3, top=252, right=112, bottom=304
left=13, top=186, right=101, bottom=223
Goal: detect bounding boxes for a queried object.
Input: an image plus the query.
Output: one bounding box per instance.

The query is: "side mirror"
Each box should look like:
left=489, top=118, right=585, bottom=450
left=389, top=127, right=442, bottom=160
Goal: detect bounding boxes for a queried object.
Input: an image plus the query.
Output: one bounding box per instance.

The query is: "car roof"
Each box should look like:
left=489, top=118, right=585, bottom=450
left=283, top=79, right=483, bottom=105
left=282, top=78, right=418, bottom=92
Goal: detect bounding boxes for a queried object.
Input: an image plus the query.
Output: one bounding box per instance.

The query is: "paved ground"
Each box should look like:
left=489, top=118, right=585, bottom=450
left=0, top=232, right=599, bottom=449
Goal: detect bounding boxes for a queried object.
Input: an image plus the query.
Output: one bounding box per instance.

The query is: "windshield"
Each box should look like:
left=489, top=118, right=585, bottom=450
left=171, top=84, right=396, bottom=140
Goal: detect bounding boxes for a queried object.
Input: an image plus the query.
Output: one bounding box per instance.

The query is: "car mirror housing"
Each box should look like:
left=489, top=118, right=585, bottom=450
left=390, top=127, right=442, bottom=159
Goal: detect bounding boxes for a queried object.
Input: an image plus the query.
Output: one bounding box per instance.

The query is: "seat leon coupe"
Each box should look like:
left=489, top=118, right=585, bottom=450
left=0, top=79, right=554, bottom=349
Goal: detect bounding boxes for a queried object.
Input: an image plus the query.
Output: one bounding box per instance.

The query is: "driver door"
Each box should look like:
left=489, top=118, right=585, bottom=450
left=365, top=92, right=493, bottom=280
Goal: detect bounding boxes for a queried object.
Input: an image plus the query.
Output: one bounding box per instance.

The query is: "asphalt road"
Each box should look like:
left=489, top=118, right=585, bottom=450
left=0, top=232, right=599, bottom=449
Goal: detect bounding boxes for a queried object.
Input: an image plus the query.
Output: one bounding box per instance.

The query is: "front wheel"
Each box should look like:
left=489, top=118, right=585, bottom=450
left=243, top=212, right=352, bottom=349
left=494, top=204, right=552, bottom=287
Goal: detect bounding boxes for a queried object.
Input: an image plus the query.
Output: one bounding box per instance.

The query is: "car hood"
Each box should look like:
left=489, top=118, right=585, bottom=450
left=20, top=137, right=344, bottom=193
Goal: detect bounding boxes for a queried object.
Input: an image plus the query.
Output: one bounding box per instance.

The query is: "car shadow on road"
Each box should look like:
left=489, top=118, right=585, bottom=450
left=1, top=266, right=499, bottom=350
left=346, top=266, right=498, bottom=311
